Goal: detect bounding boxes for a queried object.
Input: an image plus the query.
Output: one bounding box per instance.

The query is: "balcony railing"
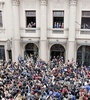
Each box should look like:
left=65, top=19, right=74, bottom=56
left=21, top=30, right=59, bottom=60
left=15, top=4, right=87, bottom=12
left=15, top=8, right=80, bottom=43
left=48, top=28, right=64, bottom=34
left=52, top=28, right=64, bottom=34
left=80, top=29, right=90, bottom=34
left=25, top=28, right=36, bottom=33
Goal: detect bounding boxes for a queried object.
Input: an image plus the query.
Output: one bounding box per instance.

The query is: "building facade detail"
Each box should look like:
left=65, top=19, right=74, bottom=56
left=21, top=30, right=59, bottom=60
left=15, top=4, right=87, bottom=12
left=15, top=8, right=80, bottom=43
left=69, top=0, right=77, bottom=6
left=0, top=0, right=90, bottom=66
left=12, top=0, right=20, bottom=6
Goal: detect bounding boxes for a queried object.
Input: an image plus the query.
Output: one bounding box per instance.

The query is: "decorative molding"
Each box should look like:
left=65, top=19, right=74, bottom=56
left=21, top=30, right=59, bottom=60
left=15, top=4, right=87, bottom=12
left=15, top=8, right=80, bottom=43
left=69, top=0, right=77, bottom=6
left=12, top=0, right=20, bottom=6
left=20, top=38, right=39, bottom=44
left=41, top=0, right=47, bottom=6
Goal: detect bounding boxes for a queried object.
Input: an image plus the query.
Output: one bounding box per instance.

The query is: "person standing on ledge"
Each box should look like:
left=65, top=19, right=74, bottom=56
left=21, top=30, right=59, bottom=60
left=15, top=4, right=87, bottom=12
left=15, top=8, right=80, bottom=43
left=18, top=55, right=22, bottom=63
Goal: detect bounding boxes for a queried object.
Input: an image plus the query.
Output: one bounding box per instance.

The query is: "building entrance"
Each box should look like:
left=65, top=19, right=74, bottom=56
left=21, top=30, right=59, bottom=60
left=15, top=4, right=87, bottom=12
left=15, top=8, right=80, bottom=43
left=77, top=45, right=90, bottom=66
left=50, top=44, right=65, bottom=61
left=25, top=43, right=38, bottom=57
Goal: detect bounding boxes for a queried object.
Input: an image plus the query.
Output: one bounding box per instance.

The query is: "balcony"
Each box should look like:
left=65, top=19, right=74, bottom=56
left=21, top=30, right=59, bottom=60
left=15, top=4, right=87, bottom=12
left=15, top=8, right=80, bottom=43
left=48, top=28, right=64, bottom=34
left=20, top=27, right=40, bottom=38
left=80, top=29, right=90, bottom=34
left=52, top=28, right=64, bottom=34
left=25, top=28, right=36, bottom=33
left=20, top=27, right=40, bottom=33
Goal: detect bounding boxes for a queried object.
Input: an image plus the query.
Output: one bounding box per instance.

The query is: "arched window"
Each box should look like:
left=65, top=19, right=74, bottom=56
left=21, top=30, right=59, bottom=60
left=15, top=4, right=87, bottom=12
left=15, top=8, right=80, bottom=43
left=25, top=43, right=38, bottom=57
left=77, top=45, right=90, bottom=66
left=50, top=44, right=65, bottom=61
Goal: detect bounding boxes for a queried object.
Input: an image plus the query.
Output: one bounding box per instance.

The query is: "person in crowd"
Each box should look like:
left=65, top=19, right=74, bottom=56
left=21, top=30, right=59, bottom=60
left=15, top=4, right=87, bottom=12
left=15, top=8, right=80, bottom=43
left=27, top=23, right=32, bottom=28
left=85, top=23, right=89, bottom=29
left=32, top=23, right=36, bottom=28
left=56, top=22, right=59, bottom=28
left=54, top=22, right=64, bottom=29
left=58, top=23, right=61, bottom=28
left=18, top=55, right=22, bottom=63
left=82, top=23, right=89, bottom=29
left=54, top=22, right=57, bottom=28
left=0, top=55, right=90, bottom=100
left=27, top=22, right=36, bottom=28
left=61, top=23, right=64, bottom=28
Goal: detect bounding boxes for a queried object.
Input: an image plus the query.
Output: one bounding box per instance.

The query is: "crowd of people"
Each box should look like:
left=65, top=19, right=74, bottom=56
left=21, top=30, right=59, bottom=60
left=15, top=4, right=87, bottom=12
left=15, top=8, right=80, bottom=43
left=0, top=55, right=90, bottom=100
left=53, top=22, right=64, bottom=28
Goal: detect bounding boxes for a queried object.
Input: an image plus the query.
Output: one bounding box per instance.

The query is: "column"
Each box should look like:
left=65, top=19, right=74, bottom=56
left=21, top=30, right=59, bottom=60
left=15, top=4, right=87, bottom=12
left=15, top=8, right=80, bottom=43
left=39, top=0, right=48, bottom=62
left=12, top=0, right=21, bottom=62
left=67, top=0, right=77, bottom=62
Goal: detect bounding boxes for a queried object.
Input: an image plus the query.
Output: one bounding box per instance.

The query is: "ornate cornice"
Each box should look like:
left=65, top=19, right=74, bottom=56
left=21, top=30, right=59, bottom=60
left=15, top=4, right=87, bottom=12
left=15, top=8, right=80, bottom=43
left=69, top=0, right=77, bottom=6
left=12, top=0, right=20, bottom=6
left=41, top=0, right=47, bottom=6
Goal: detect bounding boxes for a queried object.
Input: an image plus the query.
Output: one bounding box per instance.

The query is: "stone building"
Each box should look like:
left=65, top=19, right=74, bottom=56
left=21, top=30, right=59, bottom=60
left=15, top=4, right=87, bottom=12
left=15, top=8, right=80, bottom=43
left=0, top=0, right=90, bottom=66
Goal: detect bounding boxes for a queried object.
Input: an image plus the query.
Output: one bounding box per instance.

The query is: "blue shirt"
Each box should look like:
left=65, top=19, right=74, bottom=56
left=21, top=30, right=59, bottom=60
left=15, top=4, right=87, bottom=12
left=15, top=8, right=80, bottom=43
left=18, top=56, right=22, bottom=62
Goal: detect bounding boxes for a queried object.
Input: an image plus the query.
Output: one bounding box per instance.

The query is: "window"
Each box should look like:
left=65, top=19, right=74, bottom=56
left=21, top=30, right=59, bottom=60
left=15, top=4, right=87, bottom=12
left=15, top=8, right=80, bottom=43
left=53, top=11, right=64, bottom=28
left=81, top=11, right=90, bottom=29
left=0, top=11, right=3, bottom=27
left=0, top=45, right=5, bottom=60
left=26, top=11, right=36, bottom=28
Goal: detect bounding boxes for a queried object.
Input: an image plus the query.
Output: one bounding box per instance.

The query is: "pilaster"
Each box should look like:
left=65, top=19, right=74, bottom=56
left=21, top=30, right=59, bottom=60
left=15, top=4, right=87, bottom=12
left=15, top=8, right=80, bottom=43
left=67, top=0, right=77, bottom=62
left=12, top=0, right=21, bottom=62
left=39, top=0, right=48, bottom=62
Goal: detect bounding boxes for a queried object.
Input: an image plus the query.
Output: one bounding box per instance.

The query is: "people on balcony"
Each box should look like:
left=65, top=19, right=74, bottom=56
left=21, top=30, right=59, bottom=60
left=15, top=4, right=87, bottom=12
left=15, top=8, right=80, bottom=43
left=82, top=23, right=89, bottom=29
left=27, top=22, right=36, bottom=28
left=53, top=22, right=64, bottom=28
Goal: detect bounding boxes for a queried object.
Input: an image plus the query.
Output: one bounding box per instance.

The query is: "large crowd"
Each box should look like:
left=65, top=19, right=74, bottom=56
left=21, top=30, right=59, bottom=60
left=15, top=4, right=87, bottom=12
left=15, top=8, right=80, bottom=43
left=0, top=55, right=90, bottom=100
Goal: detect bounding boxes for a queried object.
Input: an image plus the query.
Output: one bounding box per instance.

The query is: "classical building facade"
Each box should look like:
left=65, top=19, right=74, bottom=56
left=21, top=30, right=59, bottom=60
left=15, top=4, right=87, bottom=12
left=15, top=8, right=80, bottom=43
left=0, top=0, right=90, bottom=65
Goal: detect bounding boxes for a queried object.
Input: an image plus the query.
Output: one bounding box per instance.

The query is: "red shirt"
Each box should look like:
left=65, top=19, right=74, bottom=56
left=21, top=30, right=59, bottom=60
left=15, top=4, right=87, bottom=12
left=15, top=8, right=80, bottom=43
left=83, top=96, right=88, bottom=100
left=36, top=75, right=39, bottom=80
left=62, top=88, right=68, bottom=93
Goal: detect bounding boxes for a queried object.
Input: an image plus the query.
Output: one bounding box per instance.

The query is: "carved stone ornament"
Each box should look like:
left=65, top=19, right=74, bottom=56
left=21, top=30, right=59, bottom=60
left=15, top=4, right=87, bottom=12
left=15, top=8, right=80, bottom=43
left=69, top=0, right=77, bottom=6
left=12, top=0, right=20, bottom=6
left=41, top=0, right=47, bottom=5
